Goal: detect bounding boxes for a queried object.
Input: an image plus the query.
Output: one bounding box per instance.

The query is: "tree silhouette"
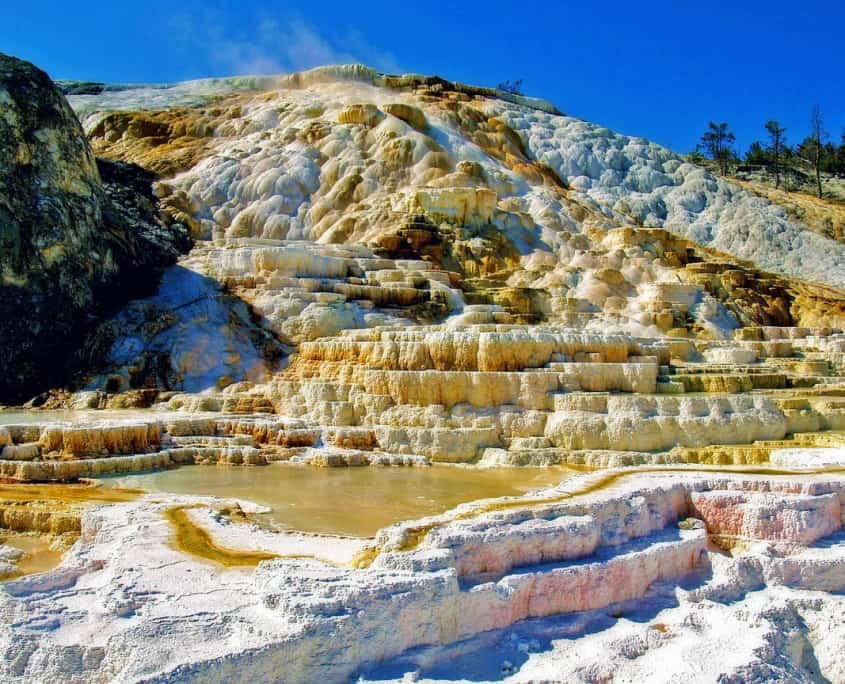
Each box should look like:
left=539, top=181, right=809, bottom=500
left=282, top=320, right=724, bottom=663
left=497, top=79, right=524, bottom=95
left=699, top=122, right=736, bottom=175
left=764, top=120, right=787, bottom=190
left=807, top=105, right=827, bottom=198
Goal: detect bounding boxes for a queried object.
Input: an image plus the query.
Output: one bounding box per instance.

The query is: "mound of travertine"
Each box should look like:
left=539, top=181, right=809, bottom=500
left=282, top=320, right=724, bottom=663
left=5, top=59, right=845, bottom=684
left=43, top=62, right=845, bottom=398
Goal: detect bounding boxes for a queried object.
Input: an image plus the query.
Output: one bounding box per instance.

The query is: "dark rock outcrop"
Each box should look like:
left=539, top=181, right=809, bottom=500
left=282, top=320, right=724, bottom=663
left=0, top=53, right=190, bottom=404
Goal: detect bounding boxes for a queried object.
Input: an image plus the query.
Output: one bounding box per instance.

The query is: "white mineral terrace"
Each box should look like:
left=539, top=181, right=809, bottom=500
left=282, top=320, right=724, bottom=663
left=3, top=461, right=845, bottom=682
left=3, top=323, right=845, bottom=681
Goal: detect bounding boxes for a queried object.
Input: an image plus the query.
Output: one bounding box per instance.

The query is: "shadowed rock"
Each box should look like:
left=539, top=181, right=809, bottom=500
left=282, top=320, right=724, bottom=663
left=0, top=53, right=190, bottom=403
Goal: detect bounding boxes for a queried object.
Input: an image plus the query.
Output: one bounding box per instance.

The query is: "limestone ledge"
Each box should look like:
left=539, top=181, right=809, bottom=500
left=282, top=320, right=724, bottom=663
left=0, top=412, right=438, bottom=480
left=366, top=468, right=845, bottom=570
left=544, top=394, right=787, bottom=451
left=294, top=326, right=657, bottom=370
left=6, top=320, right=845, bottom=474
left=265, top=323, right=845, bottom=462
left=199, top=240, right=461, bottom=345
left=290, top=447, right=428, bottom=467
left=264, top=464, right=845, bottom=680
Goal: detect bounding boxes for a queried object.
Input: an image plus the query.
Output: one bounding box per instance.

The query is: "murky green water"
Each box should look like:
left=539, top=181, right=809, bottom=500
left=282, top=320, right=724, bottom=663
left=99, top=464, right=575, bottom=537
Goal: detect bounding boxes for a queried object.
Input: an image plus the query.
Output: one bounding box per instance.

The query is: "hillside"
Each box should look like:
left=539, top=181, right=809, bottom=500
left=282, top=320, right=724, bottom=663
left=733, top=175, right=845, bottom=243
left=43, top=64, right=845, bottom=395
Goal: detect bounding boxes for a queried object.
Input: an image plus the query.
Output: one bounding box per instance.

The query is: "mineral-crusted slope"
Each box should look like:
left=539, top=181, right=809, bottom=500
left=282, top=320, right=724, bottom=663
left=4, top=466, right=845, bottom=682
left=53, top=63, right=845, bottom=398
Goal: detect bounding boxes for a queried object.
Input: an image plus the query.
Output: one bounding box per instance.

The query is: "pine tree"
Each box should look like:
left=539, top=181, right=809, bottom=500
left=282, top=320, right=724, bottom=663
left=808, top=105, right=827, bottom=198
left=699, top=122, right=736, bottom=175
left=745, top=141, right=768, bottom=165
left=764, top=120, right=786, bottom=190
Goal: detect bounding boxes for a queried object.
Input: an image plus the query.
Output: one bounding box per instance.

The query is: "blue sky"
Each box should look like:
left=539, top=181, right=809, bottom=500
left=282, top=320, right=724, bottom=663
left=5, top=1, right=843, bottom=154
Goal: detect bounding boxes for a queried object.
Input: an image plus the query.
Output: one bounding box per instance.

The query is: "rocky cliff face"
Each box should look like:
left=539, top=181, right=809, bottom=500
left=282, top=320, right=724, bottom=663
left=0, top=54, right=190, bottom=403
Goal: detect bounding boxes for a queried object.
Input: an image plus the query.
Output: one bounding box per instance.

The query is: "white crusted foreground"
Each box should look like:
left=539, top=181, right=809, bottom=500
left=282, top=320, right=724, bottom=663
left=2, top=462, right=845, bottom=683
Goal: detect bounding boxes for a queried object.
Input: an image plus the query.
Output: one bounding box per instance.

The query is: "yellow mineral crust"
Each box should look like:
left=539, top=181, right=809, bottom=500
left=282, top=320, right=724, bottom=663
left=0, top=482, right=140, bottom=580
left=165, top=506, right=278, bottom=568
left=86, top=105, right=226, bottom=176
left=0, top=532, right=66, bottom=581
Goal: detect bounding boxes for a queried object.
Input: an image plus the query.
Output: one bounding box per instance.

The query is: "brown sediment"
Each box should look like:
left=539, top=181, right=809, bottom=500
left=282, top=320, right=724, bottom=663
left=350, top=545, right=381, bottom=570
left=215, top=503, right=251, bottom=524
left=0, top=482, right=141, bottom=536
left=165, top=506, right=279, bottom=567
left=0, top=482, right=141, bottom=580
left=87, top=106, right=223, bottom=176
left=706, top=534, right=752, bottom=553
left=353, top=464, right=845, bottom=568
left=165, top=506, right=348, bottom=569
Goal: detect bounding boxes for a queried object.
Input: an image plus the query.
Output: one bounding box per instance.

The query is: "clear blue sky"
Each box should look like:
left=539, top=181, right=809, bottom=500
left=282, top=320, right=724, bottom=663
left=4, top=0, right=844, bottom=154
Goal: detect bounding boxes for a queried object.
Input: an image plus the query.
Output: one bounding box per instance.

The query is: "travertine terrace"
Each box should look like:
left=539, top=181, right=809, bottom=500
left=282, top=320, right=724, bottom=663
left=3, top=61, right=845, bottom=682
